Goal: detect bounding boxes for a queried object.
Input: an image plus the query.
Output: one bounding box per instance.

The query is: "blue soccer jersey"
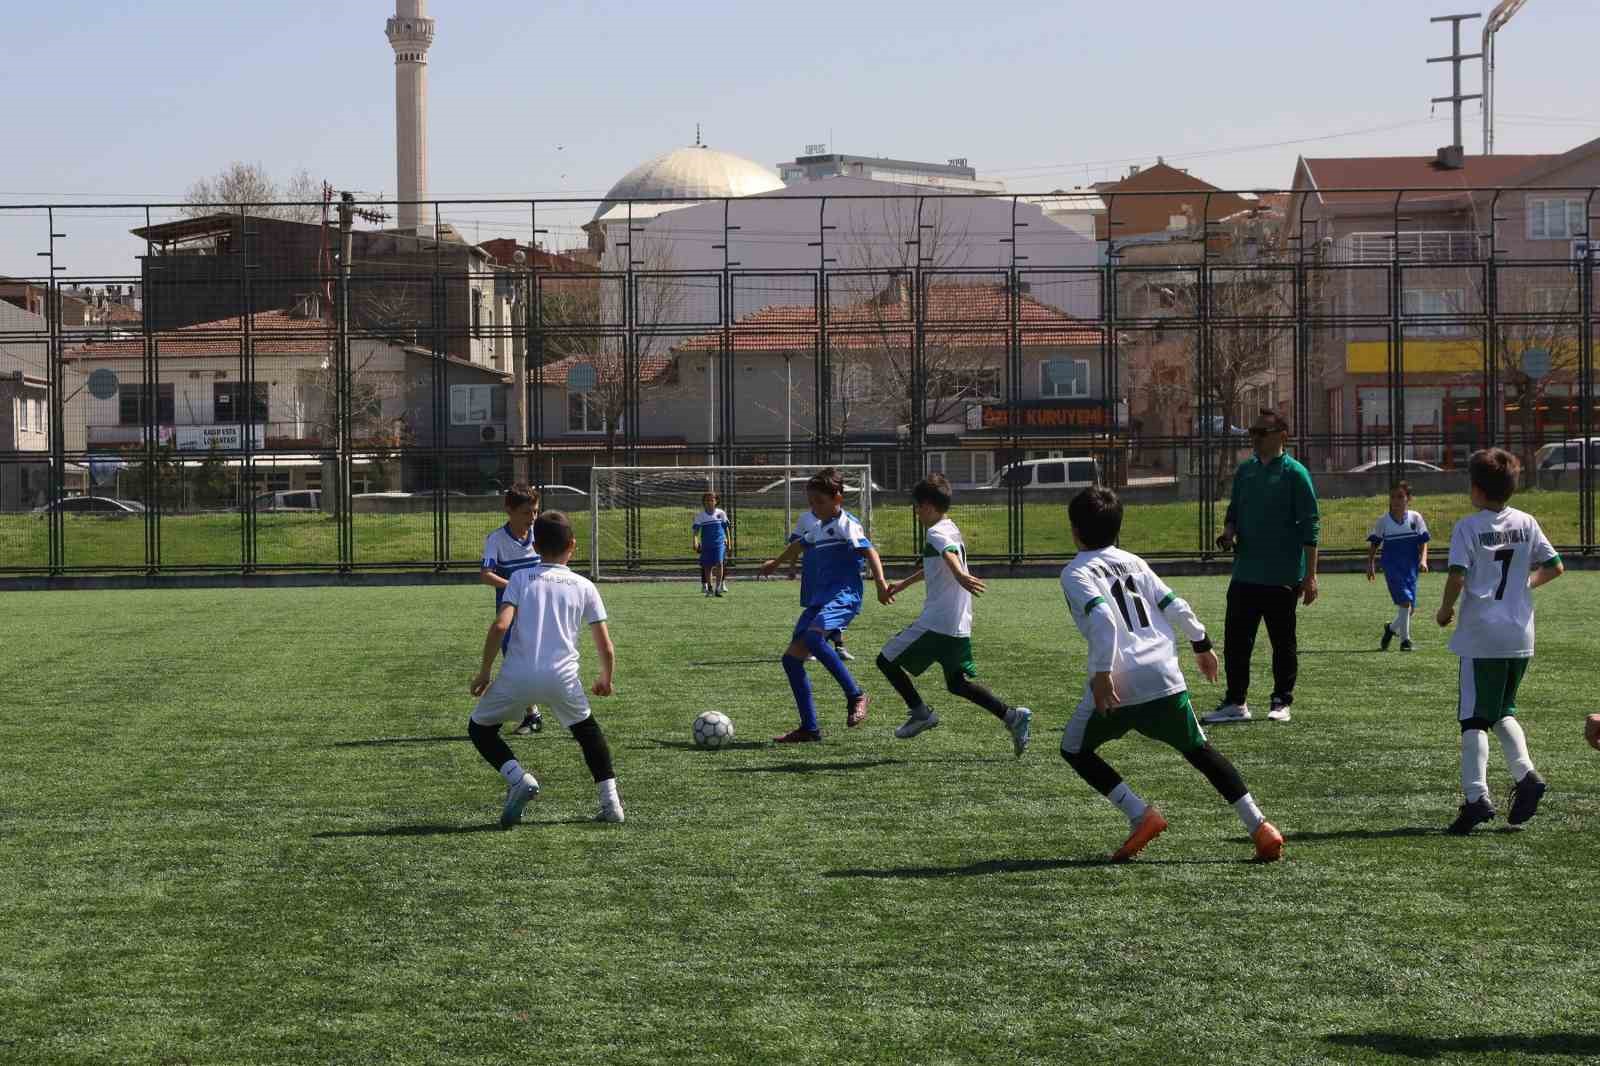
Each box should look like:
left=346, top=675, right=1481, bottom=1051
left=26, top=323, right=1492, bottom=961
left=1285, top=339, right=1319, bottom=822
left=693, top=508, right=730, bottom=550
left=482, top=524, right=542, bottom=606
left=789, top=509, right=872, bottom=608
left=1368, top=509, right=1429, bottom=605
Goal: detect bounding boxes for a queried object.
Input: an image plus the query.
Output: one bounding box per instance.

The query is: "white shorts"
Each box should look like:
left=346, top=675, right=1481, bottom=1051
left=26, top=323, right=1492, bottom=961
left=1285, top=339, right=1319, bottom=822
left=472, top=670, right=592, bottom=729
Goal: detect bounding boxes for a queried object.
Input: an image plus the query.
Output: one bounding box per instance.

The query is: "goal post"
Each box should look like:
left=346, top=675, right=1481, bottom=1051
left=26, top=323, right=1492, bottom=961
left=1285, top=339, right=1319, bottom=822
left=586, top=464, right=874, bottom=579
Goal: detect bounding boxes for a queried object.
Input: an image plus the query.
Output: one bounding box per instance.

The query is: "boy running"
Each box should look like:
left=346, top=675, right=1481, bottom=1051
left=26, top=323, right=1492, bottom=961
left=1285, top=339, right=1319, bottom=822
left=1435, top=448, right=1563, bottom=834
left=758, top=468, right=893, bottom=743
left=1059, top=488, right=1283, bottom=863
left=878, top=474, right=1033, bottom=755
left=1367, top=481, right=1430, bottom=651
left=469, top=512, right=624, bottom=826
left=693, top=491, right=731, bottom=597
left=480, top=483, right=544, bottom=734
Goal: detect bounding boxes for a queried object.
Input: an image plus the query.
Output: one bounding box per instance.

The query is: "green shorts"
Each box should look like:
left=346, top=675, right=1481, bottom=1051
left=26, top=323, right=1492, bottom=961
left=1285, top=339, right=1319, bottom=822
left=881, top=622, right=976, bottom=685
left=1062, top=690, right=1207, bottom=756
left=1458, top=656, right=1530, bottom=725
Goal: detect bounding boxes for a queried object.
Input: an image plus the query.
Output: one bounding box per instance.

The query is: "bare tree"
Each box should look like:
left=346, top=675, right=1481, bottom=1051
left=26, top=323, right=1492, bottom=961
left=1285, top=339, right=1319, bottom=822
left=182, top=162, right=324, bottom=224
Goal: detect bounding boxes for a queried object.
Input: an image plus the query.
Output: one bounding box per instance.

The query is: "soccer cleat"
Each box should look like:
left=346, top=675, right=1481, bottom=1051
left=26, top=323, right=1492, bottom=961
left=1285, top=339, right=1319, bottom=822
left=846, top=692, right=871, bottom=728
left=1399, top=640, right=1413, bottom=652
left=894, top=708, right=940, bottom=739
left=773, top=727, right=823, bottom=744
left=1266, top=697, right=1292, bottom=723
left=500, top=772, right=540, bottom=828
left=596, top=799, right=626, bottom=823
left=836, top=646, right=856, bottom=661
left=1507, top=771, right=1547, bottom=827
left=512, top=708, right=543, bottom=735
left=1008, top=706, right=1033, bottom=758
left=1201, top=701, right=1251, bottom=725
left=1111, top=806, right=1168, bottom=863
left=1251, top=821, right=1285, bottom=862
left=1445, top=796, right=1496, bottom=835
left=714, top=589, right=725, bottom=598
left=1381, top=623, right=1395, bottom=651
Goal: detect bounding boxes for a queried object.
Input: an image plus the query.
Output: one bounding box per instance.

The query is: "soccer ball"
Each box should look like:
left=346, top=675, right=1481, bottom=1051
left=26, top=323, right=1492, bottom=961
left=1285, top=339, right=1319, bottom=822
left=692, top=711, right=735, bottom=750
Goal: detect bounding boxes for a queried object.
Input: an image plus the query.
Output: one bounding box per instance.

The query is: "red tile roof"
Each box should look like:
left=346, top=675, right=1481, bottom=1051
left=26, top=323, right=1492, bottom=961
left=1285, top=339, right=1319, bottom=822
left=1300, top=155, right=1553, bottom=203
left=534, top=351, right=675, bottom=387
left=62, top=309, right=333, bottom=360
left=673, top=283, right=1104, bottom=354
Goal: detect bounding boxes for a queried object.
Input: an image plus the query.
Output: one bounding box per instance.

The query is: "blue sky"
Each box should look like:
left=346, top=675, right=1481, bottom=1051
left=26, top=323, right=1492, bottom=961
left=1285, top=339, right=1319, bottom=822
left=2, top=0, right=1597, bottom=276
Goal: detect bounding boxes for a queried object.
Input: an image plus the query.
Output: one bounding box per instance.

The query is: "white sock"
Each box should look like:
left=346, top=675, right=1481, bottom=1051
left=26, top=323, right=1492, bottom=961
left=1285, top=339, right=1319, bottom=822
left=499, top=759, right=525, bottom=788
left=1460, top=729, right=1490, bottom=803
left=1107, top=782, right=1147, bottom=824
left=1232, top=793, right=1266, bottom=833
left=598, top=777, right=620, bottom=805
left=1394, top=606, right=1412, bottom=642
left=1493, top=718, right=1536, bottom=782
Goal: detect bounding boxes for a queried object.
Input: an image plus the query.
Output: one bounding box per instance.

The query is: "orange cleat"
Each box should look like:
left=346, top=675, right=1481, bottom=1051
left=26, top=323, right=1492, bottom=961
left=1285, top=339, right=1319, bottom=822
left=1111, top=806, right=1168, bottom=863
left=1252, top=821, right=1284, bottom=863
left=846, top=692, right=871, bottom=728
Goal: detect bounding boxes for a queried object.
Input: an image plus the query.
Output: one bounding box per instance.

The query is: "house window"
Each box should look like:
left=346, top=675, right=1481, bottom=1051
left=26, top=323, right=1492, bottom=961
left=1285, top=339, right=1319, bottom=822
left=1402, top=289, right=1466, bottom=337
left=925, top=451, right=945, bottom=476
left=450, top=384, right=506, bottom=426
left=1040, top=358, right=1089, bottom=398
left=567, top=391, right=605, bottom=433
left=1527, top=197, right=1586, bottom=240
left=17, top=397, right=28, bottom=431
left=118, top=383, right=175, bottom=426
left=214, top=382, right=269, bottom=423
left=34, top=398, right=44, bottom=433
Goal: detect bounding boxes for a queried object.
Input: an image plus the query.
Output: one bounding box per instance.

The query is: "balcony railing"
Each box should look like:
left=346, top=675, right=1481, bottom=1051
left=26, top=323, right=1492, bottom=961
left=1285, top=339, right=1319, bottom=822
left=1332, top=231, right=1482, bottom=264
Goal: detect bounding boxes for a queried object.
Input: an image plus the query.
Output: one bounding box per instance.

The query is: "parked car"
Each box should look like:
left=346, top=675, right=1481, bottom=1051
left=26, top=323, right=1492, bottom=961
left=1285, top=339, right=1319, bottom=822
left=1346, top=459, right=1444, bottom=474
left=1193, top=415, right=1249, bottom=438
left=252, top=490, right=322, bottom=512
left=1535, top=438, right=1600, bottom=471
left=986, top=457, right=1100, bottom=490
left=30, top=496, right=146, bottom=516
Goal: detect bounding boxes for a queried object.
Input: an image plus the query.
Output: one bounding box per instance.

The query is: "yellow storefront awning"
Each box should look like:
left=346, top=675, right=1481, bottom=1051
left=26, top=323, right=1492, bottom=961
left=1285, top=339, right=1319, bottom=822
left=1346, top=340, right=1483, bottom=374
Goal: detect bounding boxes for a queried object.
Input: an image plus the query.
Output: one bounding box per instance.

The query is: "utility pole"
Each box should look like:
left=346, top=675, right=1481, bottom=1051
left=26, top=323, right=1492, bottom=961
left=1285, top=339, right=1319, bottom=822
left=510, top=249, right=530, bottom=484
left=1428, top=13, right=1483, bottom=162
left=1482, top=0, right=1530, bottom=155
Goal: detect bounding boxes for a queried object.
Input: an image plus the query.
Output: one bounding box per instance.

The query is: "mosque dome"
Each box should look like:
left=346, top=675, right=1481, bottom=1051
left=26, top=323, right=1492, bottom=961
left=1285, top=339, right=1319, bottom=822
left=592, top=145, right=784, bottom=222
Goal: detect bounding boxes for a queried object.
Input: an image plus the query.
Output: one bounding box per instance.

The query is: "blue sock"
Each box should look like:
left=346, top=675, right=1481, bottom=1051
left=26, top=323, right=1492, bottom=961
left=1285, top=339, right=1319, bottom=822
left=781, top=655, right=818, bottom=733
left=803, top=628, right=862, bottom=700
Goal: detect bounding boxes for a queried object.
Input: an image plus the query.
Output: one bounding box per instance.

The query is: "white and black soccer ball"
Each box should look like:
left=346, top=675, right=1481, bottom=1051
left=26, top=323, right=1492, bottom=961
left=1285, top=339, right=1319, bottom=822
left=692, top=710, right=735, bottom=750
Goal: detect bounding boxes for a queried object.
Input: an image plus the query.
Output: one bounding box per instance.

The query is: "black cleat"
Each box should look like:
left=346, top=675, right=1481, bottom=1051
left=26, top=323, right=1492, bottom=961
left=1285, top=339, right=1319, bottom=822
left=1507, top=772, right=1547, bottom=827
left=1380, top=623, right=1396, bottom=651
left=1399, top=639, right=1413, bottom=652
left=1446, top=796, right=1496, bottom=835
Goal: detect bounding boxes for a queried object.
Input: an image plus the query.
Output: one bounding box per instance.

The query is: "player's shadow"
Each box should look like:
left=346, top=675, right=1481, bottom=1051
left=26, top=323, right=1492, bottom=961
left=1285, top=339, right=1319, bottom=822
left=330, top=735, right=464, bottom=748
left=313, top=818, right=594, bottom=839
left=825, top=855, right=1245, bottom=878
left=641, top=739, right=770, bottom=752
left=725, top=758, right=904, bottom=775
left=1285, top=826, right=1438, bottom=842
left=1324, top=1031, right=1600, bottom=1059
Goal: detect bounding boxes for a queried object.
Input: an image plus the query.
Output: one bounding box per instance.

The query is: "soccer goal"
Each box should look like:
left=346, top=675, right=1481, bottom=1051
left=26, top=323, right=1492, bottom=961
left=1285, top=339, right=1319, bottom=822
left=586, top=464, right=874, bottom=579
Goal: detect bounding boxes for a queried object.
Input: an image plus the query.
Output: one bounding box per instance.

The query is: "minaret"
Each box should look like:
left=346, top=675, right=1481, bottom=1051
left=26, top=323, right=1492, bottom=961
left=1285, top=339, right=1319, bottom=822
left=386, top=1, right=435, bottom=235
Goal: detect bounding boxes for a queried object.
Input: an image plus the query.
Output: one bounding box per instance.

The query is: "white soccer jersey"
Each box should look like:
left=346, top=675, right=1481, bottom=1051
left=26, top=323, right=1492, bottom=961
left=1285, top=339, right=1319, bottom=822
left=917, top=518, right=972, bottom=637
left=500, top=563, right=608, bottom=677
left=1060, top=546, right=1209, bottom=712
left=1447, top=507, right=1559, bottom=658
left=482, top=524, right=541, bottom=602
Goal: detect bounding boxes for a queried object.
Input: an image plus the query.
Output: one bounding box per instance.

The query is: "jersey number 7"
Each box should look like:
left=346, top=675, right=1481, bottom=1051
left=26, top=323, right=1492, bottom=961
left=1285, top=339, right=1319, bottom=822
left=1493, top=548, right=1515, bottom=600
left=1109, top=576, right=1151, bottom=629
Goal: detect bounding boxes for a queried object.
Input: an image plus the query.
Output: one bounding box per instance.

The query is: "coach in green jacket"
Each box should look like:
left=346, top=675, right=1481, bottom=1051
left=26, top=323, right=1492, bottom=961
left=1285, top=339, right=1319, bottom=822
left=1202, top=408, right=1320, bottom=725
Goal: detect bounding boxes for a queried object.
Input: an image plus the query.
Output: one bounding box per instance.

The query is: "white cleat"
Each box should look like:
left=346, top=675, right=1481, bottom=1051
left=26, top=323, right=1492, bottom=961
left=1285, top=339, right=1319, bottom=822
left=501, top=773, right=540, bottom=828
left=1201, top=701, right=1251, bottom=724
left=894, top=708, right=940, bottom=739
left=596, top=799, right=625, bottom=823
left=1266, top=698, right=1292, bottom=723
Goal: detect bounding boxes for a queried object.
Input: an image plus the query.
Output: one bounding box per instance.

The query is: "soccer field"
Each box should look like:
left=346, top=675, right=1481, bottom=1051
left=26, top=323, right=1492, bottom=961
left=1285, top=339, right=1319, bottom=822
left=4, top=575, right=1598, bottom=1065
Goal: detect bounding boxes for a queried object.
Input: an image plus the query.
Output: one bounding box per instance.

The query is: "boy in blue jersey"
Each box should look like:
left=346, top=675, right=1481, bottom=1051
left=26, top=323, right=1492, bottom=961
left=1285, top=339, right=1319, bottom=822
left=758, top=468, right=893, bottom=742
left=1366, top=481, right=1430, bottom=651
left=692, top=491, right=731, bottom=597
left=480, top=483, right=544, bottom=734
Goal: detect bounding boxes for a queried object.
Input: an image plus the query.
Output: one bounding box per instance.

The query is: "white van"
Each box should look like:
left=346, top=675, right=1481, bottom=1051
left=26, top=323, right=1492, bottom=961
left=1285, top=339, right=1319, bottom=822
left=1535, top=438, right=1600, bottom=472
left=987, top=457, right=1100, bottom=490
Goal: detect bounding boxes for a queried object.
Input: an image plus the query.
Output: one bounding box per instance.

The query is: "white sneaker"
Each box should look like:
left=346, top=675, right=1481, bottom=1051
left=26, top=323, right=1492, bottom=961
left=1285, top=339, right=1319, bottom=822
left=836, top=647, right=855, bottom=661
left=596, top=799, right=625, bottom=823
left=1201, top=701, right=1251, bottom=724
left=1267, top=698, right=1292, bottom=722
left=894, top=707, right=940, bottom=739
left=500, top=772, right=540, bottom=828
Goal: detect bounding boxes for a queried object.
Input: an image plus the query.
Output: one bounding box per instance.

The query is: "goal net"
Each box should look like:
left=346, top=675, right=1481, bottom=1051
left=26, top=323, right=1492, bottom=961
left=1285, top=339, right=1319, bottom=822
left=586, top=464, right=874, bottom=579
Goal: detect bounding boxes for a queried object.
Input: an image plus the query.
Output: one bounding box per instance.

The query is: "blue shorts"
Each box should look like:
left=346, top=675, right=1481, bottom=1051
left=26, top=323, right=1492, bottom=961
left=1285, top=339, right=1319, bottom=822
left=1385, top=569, right=1418, bottom=606
left=792, top=593, right=862, bottom=640
left=699, top=544, right=726, bottom=567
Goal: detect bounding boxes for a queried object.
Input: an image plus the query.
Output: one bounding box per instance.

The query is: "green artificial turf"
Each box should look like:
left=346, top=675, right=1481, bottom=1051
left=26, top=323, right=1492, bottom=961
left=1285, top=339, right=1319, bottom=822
left=0, top=487, right=1588, bottom=572
left=2, top=575, right=1598, bottom=1065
